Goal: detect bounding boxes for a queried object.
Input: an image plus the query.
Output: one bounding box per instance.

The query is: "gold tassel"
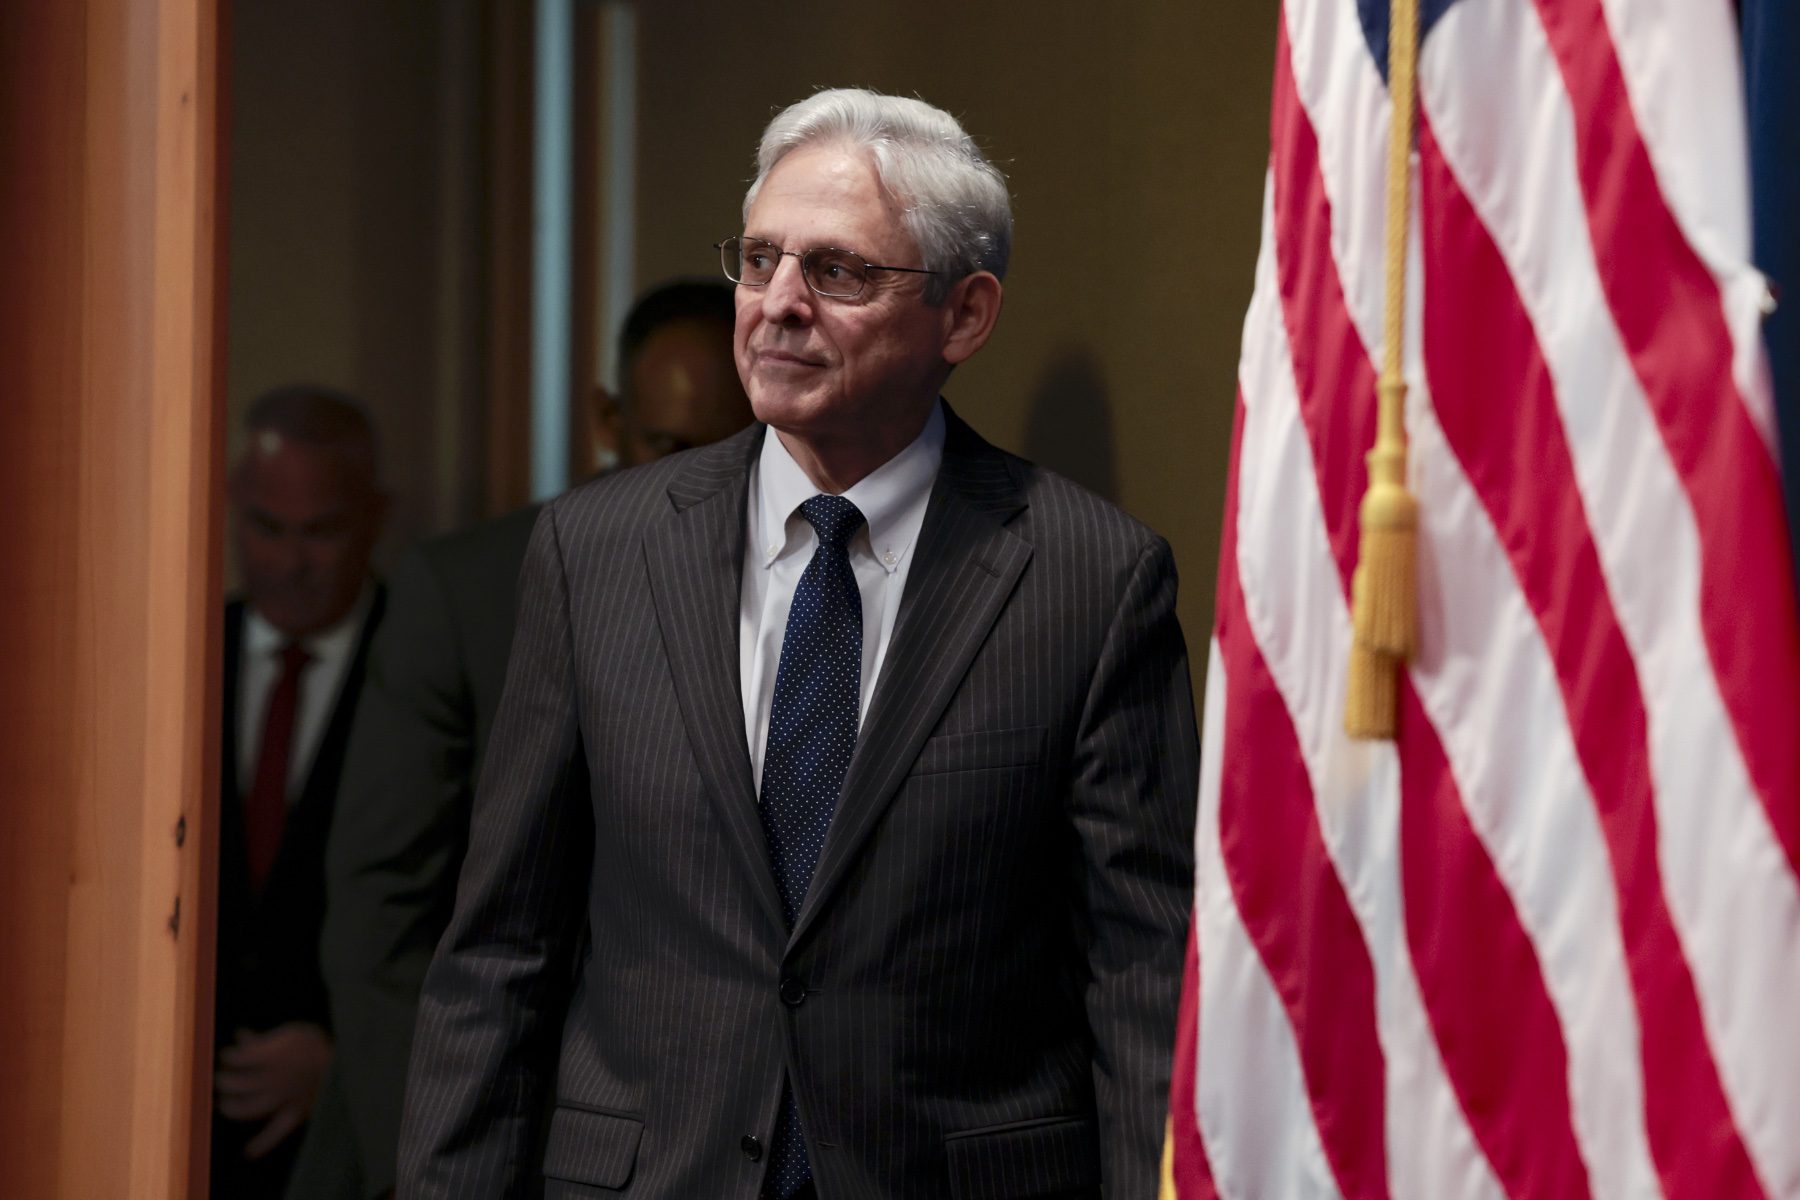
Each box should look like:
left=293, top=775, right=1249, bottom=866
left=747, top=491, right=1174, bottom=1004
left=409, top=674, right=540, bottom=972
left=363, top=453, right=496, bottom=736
left=1344, top=0, right=1421, bottom=741
left=1344, top=641, right=1400, bottom=740
left=1350, top=382, right=1418, bottom=659
left=1159, top=1116, right=1178, bottom=1198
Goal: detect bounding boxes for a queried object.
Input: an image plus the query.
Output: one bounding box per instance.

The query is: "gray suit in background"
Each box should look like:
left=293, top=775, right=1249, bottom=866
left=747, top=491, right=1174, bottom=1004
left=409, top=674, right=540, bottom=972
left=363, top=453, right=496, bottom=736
left=397, top=410, right=1198, bottom=1198
left=289, top=505, right=539, bottom=1199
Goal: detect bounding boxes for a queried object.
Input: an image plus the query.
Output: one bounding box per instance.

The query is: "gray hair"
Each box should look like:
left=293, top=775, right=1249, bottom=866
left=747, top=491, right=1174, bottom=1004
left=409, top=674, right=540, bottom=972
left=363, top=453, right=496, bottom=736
left=238, top=383, right=380, bottom=483
left=742, top=88, right=1012, bottom=304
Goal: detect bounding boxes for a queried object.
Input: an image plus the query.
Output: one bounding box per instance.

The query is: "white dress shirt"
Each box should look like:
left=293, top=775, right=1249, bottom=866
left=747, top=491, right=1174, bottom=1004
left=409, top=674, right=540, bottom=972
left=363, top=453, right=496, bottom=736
left=236, top=586, right=374, bottom=800
left=740, top=402, right=945, bottom=790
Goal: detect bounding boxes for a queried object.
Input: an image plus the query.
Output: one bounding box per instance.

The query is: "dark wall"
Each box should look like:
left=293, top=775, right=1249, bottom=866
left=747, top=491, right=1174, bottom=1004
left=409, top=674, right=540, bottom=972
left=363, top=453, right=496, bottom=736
left=632, top=2, right=1276, bottom=665
left=228, top=0, right=1279, bottom=671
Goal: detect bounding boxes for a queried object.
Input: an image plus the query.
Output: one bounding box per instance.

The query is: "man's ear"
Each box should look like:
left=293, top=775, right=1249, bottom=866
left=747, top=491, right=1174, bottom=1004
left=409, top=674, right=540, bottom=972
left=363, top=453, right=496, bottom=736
left=589, top=386, right=624, bottom=473
left=941, top=272, right=1004, bottom=367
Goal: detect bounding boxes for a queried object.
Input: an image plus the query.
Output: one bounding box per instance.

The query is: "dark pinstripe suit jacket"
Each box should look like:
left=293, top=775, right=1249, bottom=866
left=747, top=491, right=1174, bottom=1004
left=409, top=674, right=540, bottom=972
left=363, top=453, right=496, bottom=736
left=398, top=410, right=1198, bottom=1200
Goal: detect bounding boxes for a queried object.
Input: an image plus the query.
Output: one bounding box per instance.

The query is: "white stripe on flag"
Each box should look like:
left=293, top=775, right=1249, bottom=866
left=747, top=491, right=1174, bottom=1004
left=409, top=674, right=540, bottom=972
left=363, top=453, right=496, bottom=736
left=1194, top=638, right=1341, bottom=1200
left=1282, top=0, right=1390, bottom=360
left=1598, top=0, right=1749, bottom=269
left=1404, top=383, right=1660, bottom=1200
left=1183, top=1, right=1800, bottom=1195
left=1598, top=0, right=1778, bottom=508
left=1288, top=23, right=1661, bottom=1194
left=1421, top=4, right=1800, bottom=1192
left=1240, top=184, right=1508, bottom=1200
left=1287, top=1, right=1660, bottom=1194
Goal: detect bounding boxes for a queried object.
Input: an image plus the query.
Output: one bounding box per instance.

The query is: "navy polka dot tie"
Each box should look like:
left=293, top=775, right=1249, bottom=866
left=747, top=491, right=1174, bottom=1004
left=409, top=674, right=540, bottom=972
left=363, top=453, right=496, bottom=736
left=759, top=493, right=865, bottom=1199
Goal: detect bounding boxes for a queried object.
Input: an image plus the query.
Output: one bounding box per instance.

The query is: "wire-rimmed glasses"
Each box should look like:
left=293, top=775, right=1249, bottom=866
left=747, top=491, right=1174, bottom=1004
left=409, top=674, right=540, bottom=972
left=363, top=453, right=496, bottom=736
left=716, top=235, right=936, bottom=299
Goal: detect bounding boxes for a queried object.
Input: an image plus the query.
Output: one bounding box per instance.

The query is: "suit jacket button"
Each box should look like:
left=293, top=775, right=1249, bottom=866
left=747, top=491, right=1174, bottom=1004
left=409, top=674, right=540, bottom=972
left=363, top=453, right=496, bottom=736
left=779, top=976, right=806, bottom=1006
left=741, top=1133, right=763, bottom=1161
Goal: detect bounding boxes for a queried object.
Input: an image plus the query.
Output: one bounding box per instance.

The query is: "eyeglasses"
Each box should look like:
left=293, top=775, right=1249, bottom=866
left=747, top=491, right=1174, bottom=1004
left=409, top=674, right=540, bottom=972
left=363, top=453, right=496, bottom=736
left=715, top=235, right=936, bottom=299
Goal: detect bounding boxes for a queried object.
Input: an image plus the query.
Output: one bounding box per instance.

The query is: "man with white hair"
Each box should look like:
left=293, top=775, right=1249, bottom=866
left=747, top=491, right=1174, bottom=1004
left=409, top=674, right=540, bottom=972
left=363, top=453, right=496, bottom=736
left=399, top=88, right=1197, bottom=1199
left=215, top=385, right=388, bottom=1197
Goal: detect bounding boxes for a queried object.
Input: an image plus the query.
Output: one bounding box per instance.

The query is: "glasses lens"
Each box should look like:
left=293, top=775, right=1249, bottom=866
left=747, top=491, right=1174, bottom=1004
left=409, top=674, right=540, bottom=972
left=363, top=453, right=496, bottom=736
left=729, top=237, right=782, bottom=285
left=802, top=247, right=869, bottom=298
left=719, top=237, right=744, bottom=282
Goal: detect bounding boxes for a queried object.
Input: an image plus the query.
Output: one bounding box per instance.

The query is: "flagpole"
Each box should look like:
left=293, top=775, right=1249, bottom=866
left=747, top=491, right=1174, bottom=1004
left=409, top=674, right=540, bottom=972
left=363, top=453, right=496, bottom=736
left=1345, top=0, right=1422, bottom=739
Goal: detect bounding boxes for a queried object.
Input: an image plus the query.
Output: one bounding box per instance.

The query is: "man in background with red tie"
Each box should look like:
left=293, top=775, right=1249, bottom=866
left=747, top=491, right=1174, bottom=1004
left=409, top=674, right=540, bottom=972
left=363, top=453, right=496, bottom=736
left=213, top=385, right=388, bottom=1197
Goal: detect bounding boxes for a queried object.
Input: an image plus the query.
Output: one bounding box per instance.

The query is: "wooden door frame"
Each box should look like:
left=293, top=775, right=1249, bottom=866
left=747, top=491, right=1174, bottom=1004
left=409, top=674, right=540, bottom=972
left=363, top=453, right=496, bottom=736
left=0, top=0, right=226, bottom=1194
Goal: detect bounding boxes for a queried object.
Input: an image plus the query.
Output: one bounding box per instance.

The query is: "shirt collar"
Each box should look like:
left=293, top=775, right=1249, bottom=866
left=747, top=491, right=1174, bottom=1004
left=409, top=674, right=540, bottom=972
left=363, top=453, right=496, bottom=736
left=245, top=583, right=374, bottom=661
left=754, top=400, right=945, bottom=576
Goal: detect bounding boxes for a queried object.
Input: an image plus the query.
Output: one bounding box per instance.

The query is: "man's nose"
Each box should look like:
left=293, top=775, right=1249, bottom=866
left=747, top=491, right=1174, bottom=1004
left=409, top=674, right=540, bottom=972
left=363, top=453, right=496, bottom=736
left=263, top=535, right=308, bottom=578
left=760, top=253, right=815, bottom=325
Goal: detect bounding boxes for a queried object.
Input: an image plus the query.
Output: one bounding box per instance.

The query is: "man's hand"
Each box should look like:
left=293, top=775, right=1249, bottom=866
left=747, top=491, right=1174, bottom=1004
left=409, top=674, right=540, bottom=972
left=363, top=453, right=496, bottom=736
left=215, top=1022, right=333, bottom=1159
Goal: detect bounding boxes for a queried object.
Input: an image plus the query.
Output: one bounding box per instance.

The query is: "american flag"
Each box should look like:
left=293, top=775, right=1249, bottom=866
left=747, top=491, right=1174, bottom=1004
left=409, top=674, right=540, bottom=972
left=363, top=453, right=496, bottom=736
left=1165, top=0, right=1800, bottom=1196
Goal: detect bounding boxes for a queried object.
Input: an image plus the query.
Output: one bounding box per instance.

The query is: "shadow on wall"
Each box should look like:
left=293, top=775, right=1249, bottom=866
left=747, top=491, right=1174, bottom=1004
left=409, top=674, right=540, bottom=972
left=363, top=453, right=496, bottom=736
left=1022, top=348, right=1117, bottom=504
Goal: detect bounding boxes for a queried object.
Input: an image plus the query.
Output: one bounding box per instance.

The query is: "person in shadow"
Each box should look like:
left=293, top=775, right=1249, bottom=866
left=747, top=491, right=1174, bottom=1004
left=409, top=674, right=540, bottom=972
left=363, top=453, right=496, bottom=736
left=214, top=386, right=389, bottom=1197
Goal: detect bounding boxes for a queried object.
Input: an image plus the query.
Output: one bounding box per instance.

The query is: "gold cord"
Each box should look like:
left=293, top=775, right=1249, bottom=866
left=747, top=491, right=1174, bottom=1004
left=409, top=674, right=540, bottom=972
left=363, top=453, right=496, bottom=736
left=1345, top=0, right=1422, bottom=740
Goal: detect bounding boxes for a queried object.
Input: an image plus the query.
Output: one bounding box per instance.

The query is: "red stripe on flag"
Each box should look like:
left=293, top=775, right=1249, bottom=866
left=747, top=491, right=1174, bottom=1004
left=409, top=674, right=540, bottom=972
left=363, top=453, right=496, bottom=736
left=1530, top=0, right=1800, bottom=876
left=1268, top=17, right=1371, bottom=576
left=1215, top=393, right=1390, bottom=1200
left=1272, top=24, right=1592, bottom=1195
left=1417, top=113, right=1765, bottom=1200
left=1168, top=919, right=1219, bottom=1199
left=1395, top=680, right=1591, bottom=1199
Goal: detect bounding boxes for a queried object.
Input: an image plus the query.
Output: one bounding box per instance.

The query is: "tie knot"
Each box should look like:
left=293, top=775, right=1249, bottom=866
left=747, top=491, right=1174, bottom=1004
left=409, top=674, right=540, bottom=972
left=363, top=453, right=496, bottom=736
left=799, top=494, right=865, bottom=553
left=278, top=642, right=312, bottom=674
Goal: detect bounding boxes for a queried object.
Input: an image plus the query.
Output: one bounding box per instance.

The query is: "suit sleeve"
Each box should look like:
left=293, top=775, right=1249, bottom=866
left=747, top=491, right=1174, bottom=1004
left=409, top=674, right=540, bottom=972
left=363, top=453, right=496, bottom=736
left=396, top=504, right=593, bottom=1198
left=1067, top=534, right=1198, bottom=1198
left=320, top=544, right=475, bottom=1198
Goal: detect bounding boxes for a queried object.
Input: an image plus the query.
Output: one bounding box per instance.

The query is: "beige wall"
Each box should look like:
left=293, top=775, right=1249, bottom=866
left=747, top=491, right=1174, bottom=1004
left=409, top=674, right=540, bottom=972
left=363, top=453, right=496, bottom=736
left=229, top=0, right=1277, bottom=677
left=632, top=1, right=1275, bottom=677
left=227, top=0, right=490, bottom=557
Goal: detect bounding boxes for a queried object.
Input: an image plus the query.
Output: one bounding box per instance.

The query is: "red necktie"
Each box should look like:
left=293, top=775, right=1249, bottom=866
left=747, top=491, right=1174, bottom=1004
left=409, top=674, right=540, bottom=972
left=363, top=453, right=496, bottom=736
left=245, top=642, right=310, bottom=892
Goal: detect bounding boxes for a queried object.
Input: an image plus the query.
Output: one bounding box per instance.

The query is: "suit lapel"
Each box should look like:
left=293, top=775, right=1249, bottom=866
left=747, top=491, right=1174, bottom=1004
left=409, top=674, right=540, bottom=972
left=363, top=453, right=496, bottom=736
left=642, top=427, right=788, bottom=934
left=791, top=412, right=1032, bottom=944
left=296, top=584, right=386, bottom=810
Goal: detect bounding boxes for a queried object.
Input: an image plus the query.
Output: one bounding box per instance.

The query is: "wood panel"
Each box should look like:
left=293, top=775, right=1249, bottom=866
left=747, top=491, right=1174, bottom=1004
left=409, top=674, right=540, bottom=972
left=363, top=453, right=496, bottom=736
left=137, top=0, right=225, bottom=1190
left=0, top=4, right=86, bottom=1187
left=0, top=0, right=224, bottom=1194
